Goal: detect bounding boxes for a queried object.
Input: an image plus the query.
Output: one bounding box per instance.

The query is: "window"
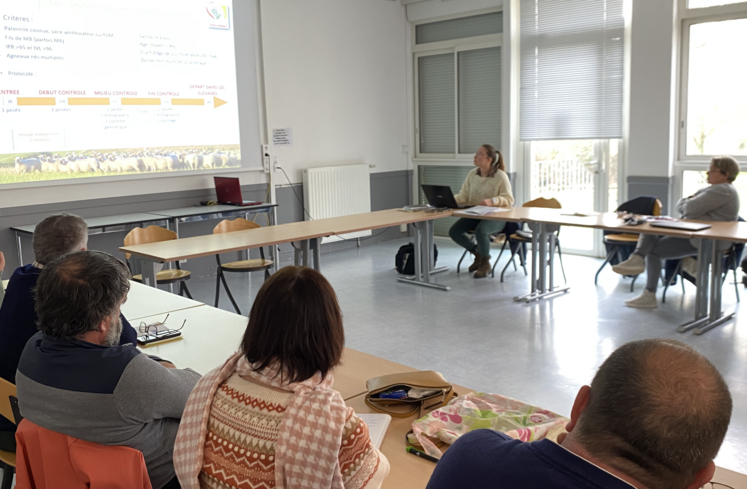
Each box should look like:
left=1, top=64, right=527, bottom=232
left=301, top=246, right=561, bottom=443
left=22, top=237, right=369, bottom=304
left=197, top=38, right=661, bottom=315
left=688, top=0, right=747, bottom=8
left=415, top=12, right=503, bottom=157
left=519, top=0, right=624, bottom=141
left=682, top=17, right=747, bottom=157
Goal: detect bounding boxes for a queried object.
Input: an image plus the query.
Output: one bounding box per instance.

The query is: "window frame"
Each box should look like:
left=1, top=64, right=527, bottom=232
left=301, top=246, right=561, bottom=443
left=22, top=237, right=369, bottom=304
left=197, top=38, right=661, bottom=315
left=675, top=0, right=747, bottom=203
left=413, top=8, right=504, bottom=161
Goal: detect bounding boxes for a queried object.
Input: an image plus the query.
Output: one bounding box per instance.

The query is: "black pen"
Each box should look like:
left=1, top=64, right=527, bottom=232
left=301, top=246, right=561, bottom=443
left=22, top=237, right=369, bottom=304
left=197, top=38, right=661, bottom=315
left=406, top=446, right=439, bottom=463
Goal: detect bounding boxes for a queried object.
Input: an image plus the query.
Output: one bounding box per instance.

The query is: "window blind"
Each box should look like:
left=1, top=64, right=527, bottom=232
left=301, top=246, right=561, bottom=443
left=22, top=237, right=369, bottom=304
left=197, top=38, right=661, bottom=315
left=459, top=47, right=502, bottom=153
left=419, top=165, right=474, bottom=236
left=520, top=0, right=624, bottom=140
left=419, top=53, right=456, bottom=154
left=416, top=12, right=503, bottom=45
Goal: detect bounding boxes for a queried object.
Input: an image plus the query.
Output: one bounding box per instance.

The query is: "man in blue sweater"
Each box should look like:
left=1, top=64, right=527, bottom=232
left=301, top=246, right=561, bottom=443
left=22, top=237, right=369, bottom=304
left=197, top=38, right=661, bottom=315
left=426, top=339, right=732, bottom=489
left=0, top=213, right=137, bottom=451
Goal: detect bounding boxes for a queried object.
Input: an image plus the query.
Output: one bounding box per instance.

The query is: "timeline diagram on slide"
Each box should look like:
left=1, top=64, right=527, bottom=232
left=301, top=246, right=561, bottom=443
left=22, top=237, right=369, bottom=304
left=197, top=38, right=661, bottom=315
left=0, top=0, right=241, bottom=184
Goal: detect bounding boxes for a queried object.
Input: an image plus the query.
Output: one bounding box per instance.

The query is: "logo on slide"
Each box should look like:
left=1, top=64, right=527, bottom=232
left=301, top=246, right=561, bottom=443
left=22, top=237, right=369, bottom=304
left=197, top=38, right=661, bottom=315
left=206, top=2, right=230, bottom=30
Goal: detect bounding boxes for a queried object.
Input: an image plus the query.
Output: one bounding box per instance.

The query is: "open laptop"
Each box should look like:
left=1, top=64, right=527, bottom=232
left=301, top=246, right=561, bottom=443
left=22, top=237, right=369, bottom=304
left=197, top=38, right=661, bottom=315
left=649, top=221, right=712, bottom=232
left=421, top=185, right=471, bottom=209
left=214, top=177, right=262, bottom=206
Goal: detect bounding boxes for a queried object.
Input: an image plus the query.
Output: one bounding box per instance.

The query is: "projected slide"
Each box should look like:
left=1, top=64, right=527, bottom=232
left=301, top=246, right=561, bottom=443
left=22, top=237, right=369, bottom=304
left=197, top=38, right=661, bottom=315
left=0, top=0, right=241, bottom=184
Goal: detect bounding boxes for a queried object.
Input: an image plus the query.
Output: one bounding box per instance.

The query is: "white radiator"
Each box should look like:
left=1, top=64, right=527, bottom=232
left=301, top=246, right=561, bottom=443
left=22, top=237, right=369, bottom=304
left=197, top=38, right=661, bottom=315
left=303, top=164, right=371, bottom=243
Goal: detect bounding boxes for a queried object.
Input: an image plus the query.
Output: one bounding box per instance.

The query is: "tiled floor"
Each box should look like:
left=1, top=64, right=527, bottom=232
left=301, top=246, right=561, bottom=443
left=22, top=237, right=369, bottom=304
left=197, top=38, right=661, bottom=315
left=183, top=236, right=747, bottom=475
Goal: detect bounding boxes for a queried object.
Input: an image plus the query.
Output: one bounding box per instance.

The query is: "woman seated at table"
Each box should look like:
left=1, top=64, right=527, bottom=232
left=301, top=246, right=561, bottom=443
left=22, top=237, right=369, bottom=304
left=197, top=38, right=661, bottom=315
left=613, top=155, right=740, bottom=308
left=174, top=266, right=389, bottom=489
left=449, top=144, right=515, bottom=278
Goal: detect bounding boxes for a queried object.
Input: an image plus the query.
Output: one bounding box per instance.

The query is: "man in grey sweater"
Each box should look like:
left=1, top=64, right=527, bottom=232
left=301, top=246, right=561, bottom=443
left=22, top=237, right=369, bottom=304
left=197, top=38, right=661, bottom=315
left=613, top=155, right=740, bottom=308
left=16, top=251, right=201, bottom=489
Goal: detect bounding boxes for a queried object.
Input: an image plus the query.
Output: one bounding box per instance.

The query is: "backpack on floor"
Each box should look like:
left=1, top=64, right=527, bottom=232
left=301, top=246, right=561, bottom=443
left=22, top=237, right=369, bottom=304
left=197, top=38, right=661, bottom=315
left=395, top=243, right=438, bottom=275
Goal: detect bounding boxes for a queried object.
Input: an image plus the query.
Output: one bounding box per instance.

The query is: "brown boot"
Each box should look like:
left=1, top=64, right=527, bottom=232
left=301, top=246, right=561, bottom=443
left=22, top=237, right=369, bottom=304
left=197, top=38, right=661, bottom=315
left=468, top=250, right=483, bottom=273
left=474, top=256, right=492, bottom=279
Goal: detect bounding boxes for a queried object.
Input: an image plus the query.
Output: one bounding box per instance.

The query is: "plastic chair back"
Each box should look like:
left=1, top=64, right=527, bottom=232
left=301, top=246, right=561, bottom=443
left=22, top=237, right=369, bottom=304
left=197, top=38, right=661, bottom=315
left=123, top=226, right=177, bottom=260
left=213, top=218, right=261, bottom=234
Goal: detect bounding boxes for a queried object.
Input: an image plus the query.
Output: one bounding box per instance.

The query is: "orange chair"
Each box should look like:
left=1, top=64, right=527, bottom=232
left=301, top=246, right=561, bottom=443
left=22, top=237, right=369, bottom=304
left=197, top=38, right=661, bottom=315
left=0, top=377, right=18, bottom=489
left=14, top=419, right=152, bottom=489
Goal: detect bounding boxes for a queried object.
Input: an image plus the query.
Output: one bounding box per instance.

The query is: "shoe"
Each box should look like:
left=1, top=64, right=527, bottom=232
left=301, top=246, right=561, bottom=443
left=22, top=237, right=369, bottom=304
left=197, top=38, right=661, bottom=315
left=612, top=254, right=645, bottom=276
left=468, top=250, right=483, bottom=273
left=625, top=289, right=657, bottom=309
left=682, top=257, right=698, bottom=277
left=474, top=256, right=492, bottom=279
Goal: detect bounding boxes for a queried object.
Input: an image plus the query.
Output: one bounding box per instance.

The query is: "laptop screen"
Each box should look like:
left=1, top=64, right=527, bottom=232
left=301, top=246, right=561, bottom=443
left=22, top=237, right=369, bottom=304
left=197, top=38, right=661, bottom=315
left=214, top=177, right=243, bottom=204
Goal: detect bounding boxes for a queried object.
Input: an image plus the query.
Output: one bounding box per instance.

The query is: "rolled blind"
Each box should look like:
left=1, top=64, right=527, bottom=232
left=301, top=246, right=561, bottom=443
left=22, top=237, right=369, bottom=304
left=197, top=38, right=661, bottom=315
left=416, top=12, right=503, bottom=45
left=419, top=165, right=474, bottom=236
left=520, top=0, right=624, bottom=140
left=419, top=53, right=456, bottom=154
left=459, top=47, right=502, bottom=153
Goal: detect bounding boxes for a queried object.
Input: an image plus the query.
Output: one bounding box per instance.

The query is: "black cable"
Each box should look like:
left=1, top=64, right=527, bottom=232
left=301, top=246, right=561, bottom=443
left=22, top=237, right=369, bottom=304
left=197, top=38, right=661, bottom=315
left=278, top=166, right=314, bottom=221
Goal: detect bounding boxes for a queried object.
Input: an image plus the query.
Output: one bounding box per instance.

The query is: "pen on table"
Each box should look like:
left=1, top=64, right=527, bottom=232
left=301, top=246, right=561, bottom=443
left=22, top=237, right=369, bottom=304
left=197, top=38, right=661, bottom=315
left=406, top=446, right=439, bottom=463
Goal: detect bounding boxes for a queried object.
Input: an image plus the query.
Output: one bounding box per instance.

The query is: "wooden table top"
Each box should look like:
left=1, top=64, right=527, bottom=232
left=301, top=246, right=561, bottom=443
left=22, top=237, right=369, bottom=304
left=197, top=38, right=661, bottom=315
left=454, top=208, right=747, bottom=241
left=119, top=209, right=453, bottom=263
left=346, top=383, right=472, bottom=489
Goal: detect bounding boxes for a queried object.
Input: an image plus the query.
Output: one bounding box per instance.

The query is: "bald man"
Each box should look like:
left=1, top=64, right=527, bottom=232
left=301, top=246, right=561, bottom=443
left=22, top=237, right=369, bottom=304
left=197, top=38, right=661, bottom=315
left=426, top=339, right=732, bottom=489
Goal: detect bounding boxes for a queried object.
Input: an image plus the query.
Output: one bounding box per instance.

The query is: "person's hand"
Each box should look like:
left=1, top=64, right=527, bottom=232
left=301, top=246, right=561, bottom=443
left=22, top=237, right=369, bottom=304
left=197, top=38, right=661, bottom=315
left=158, top=360, right=176, bottom=369
left=0, top=251, right=5, bottom=273
left=480, top=198, right=494, bottom=207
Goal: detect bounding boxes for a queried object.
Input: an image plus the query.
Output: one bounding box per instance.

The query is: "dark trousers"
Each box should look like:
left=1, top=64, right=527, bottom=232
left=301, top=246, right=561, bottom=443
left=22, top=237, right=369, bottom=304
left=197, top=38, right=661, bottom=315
left=161, top=476, right=181, bottom=489
left=0, top=430, right=15, bottom=452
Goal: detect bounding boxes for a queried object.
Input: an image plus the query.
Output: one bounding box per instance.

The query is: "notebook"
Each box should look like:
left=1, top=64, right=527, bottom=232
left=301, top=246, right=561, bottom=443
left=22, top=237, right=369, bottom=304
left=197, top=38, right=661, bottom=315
left=649, top=221, right=712, bottom=232
left=458, top=206, right=508, bottom=216
left=357, top=414, right=392, bottom=450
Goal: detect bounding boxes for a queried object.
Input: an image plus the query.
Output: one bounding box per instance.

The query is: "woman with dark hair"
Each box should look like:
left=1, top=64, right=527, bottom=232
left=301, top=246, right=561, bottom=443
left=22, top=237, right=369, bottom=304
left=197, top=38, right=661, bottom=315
left=174, top=266, right=389, bottom=489
left=449, top=144, right=514, bottom=278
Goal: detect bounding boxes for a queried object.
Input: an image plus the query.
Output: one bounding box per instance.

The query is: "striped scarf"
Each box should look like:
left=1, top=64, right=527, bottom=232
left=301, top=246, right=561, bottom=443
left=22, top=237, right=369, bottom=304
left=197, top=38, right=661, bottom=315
left=173, top=352, right=348, bottom=489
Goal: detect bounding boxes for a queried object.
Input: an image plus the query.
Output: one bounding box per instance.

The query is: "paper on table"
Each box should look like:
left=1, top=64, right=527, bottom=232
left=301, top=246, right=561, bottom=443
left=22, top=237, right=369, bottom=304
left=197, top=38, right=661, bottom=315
left=459, top=206, right=508, bottom=216
left=357, top=414, right=392, bottom=450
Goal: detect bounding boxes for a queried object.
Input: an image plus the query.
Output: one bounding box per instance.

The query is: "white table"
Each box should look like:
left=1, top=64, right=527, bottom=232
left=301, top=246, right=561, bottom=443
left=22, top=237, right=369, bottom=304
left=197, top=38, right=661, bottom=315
left=122, top=281, right=205, bottom=321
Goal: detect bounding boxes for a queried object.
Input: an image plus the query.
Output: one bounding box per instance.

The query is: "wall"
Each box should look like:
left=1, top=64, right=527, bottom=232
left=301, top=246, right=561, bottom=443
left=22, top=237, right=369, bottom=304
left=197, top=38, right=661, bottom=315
left=626, top=0, right=677, bottom=212
left=259, top=0, right=411, bottom=184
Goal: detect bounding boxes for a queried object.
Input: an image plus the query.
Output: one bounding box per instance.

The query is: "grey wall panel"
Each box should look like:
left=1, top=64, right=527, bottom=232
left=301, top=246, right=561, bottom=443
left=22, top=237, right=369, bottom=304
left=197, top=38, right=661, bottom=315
left=0, top=170, right=413, bottom=274
left=627, top=176, right=672, bottom=215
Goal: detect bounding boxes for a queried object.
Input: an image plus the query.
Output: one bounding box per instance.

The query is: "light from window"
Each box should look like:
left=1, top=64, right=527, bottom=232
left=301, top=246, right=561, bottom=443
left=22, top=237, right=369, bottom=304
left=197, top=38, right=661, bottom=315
left=685, top=19, right=747, bottom=156
left=688, top=0, right=747, bottom=8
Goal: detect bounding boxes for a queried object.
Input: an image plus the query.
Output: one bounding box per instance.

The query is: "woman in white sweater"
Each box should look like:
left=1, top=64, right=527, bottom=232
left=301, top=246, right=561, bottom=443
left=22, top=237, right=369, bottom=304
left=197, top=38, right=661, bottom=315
left=449, top=145, right=514, bottom=278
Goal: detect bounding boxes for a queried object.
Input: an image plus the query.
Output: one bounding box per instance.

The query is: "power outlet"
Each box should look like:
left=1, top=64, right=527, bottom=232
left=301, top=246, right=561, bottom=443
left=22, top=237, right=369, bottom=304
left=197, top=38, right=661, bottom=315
left=400, top=224, right=407, bottom=233
left=179, top=259, right=187, bottom=265
left=262, top=144, right=270, bottom=173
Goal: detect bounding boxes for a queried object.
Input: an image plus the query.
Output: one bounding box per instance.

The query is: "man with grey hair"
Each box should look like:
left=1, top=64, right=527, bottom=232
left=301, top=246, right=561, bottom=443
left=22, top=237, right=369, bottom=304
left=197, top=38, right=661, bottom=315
left=16, top=251, right=200, bottom=489
left=0, top=213, right=136, bottom=452
left=426, top=338, right=732, bottom=489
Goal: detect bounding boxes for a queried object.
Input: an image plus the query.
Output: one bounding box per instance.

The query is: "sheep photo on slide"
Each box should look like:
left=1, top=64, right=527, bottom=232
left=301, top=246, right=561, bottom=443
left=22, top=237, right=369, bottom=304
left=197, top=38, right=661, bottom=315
left=0, top=144, right=241, bottom=183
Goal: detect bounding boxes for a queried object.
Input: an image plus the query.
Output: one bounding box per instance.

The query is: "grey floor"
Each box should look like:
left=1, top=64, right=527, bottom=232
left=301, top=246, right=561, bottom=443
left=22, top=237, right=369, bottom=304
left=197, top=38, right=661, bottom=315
left=179, top=237, right=747, bottom=474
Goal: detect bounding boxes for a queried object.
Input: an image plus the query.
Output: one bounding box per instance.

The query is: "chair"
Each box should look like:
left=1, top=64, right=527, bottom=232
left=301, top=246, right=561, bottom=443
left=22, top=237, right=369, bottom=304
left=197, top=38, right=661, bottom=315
left=662, top=242, right=744, bottom=304
left=123, top=226, right=192, bottom=298
left=213, top=218, right=274, bottom=315
left=595, top=196, right=661, bottom=291
left=499, top=198, right=567, bottom=283
left=0, top=378, right=19, bottom=489
left=14, top=419, right=152, bottom=489
left=455, top=221, right=526, bottom=277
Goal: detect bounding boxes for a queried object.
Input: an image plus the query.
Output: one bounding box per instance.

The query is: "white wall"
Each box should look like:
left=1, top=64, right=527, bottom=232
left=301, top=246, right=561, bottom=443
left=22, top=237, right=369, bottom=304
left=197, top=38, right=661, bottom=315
left=627, top=0, right=677, bottom=178
left=259, top=0, right=410, bottom=184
